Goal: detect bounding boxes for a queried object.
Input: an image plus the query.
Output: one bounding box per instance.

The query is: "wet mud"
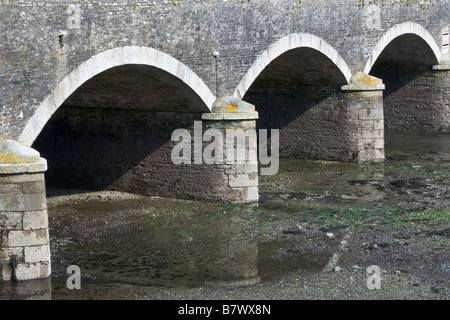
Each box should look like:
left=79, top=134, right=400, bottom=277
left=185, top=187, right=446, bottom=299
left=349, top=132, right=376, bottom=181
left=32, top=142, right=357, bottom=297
left=0, top=131, right=449, bottom=300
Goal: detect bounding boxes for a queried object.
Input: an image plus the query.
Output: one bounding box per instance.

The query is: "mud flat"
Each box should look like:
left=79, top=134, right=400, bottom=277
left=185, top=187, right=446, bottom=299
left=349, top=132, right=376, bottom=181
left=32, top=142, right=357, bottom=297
left=1, top=132, right=449, bottom=300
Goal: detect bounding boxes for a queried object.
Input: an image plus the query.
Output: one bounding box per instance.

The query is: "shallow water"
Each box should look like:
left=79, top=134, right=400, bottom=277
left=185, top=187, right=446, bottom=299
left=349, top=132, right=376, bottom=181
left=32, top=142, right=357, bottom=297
left=0, top=131, right=449, bottom=300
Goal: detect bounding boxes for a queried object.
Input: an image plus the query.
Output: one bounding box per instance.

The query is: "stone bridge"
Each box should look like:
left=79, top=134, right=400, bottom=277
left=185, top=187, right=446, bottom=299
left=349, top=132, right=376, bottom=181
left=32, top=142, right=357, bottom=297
left=1, top=0, right=449, bottom=281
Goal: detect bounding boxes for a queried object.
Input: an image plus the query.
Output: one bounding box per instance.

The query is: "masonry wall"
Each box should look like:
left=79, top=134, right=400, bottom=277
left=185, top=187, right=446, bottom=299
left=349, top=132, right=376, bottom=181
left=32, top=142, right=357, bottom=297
left=246, top=91, right=356, bottom=162
left=0, top=173, right=51, bottom=281
left=32, top=106, right=258, bottom=201
left=371, top=66, right=450, bottom=132
left=245, top=88, right=384, bottom=162
left=204, top=119, right=259, bottom=202
left=0, top=0, right=448, bottom=140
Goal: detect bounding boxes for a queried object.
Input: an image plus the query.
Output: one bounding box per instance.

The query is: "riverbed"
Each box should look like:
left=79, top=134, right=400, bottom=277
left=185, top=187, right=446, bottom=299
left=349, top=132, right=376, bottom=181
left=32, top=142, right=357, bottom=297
left=1, top=131, right=449, bottom=300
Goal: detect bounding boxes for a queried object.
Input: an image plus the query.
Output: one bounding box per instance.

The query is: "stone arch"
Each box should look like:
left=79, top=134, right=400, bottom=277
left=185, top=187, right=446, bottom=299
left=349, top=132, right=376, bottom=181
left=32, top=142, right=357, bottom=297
left=363, top=22, right=441, bottom=75
left=18, top=46, right=216, bottom=146
left=236, top=34, right=369, bottom=163
left=233, top=33, right=352, bottom=99
left=365, top=22, right=449, bottom=133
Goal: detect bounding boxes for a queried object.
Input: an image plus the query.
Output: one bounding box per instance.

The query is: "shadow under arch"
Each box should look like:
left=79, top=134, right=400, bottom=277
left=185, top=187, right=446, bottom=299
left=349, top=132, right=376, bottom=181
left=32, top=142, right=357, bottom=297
left=26, top=47, right=225, bottom=198
left=237, top=34, right=358, bottom=162
left=364, top=22, right=448, bottom=134
left=234, top=33, right=352, bottom=100
left=363, top=22, right=441, bottom=76
left=19, top=46, right=216, bottom=147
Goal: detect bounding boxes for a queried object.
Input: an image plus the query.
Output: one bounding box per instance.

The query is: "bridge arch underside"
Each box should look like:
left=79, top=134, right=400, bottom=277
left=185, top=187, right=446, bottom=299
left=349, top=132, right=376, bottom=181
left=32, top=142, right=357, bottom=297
left=32, top=64, right=224, bottom=200
left=369, top=34, right=449, bottom=133
left=243, top=48, right=359, bottom=162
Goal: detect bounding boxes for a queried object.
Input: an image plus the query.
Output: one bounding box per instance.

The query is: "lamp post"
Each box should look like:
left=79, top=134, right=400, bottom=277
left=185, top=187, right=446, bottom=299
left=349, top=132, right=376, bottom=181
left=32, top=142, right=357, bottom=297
left=212, top=51, right=220, bottom=97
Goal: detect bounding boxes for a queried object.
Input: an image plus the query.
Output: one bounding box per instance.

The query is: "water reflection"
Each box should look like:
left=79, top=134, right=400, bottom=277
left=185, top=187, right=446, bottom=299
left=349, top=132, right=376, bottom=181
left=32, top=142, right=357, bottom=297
left=385, top=131, right=450, bottom=157
left=1, top=195, right=337, bottom=299
left=0, top=278, right=52, bottom=300
left=48, top=199, right=263, bottom=289
left=204, top=213, right=261, bottom=287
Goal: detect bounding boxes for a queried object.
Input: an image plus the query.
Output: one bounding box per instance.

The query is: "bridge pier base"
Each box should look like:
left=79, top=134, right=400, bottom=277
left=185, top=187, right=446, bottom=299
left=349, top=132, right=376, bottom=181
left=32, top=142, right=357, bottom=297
left=201, top=96, right=260, bottom=203
left=0, top=139, right=51, bottom=282
left=342, top=73, right=386, bottom=163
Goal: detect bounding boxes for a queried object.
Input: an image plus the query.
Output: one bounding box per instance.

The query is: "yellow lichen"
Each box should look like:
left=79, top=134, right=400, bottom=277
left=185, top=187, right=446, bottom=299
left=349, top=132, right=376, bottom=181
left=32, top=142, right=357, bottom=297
left=0, top=155, right=40, bottom=164
left=356, top=74, right=382, bottom=88
left=224, top=105, right=240, bottom=113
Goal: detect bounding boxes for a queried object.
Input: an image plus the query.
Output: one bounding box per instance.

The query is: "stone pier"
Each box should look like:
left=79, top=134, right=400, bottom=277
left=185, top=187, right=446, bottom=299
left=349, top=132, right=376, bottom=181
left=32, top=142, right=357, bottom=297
left=201, top=96, right=260, bottom=203
left=0, top=139, right=51, bottom=281
left=341, top=73, right=386, bottom=163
